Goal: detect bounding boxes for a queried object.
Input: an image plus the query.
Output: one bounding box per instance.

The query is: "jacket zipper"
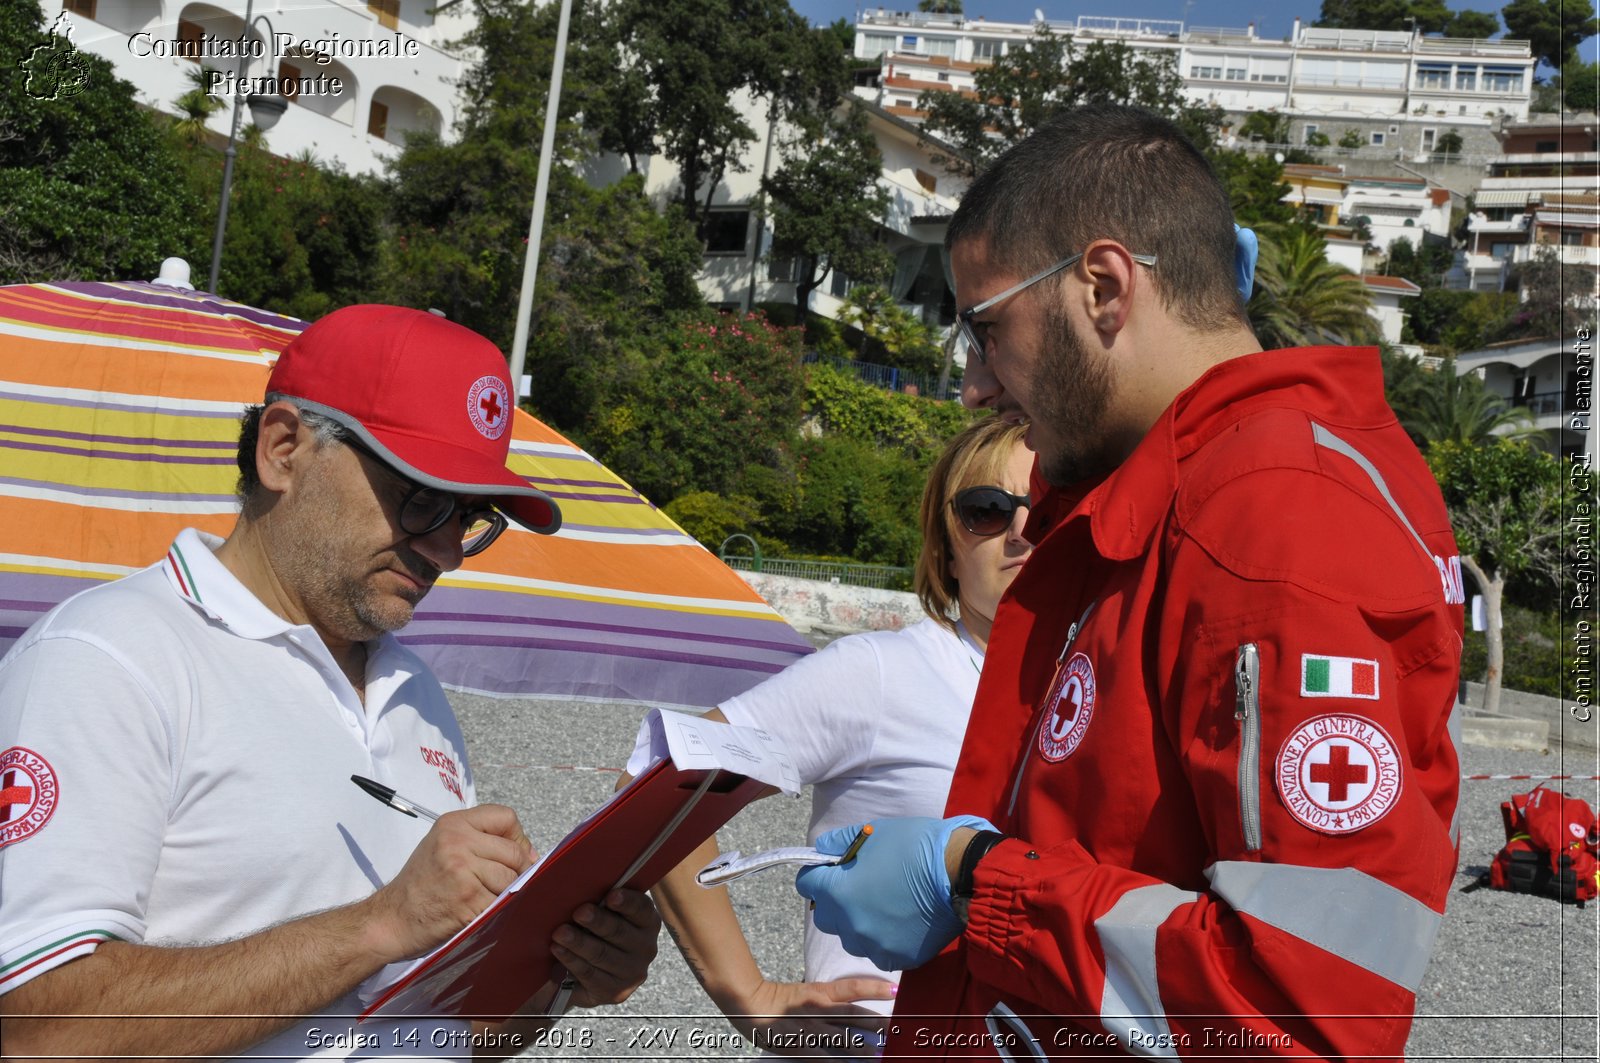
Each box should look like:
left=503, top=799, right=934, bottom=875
left=1235, top=643, right=1262, bottom=853
left=1006, top=601, right=1098, bottom=817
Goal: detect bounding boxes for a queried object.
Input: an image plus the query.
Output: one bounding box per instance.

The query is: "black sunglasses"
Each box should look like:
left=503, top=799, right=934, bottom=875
left=951, top=485, right=1030, bottom=537
left=348, top=442, right=508, bottom=557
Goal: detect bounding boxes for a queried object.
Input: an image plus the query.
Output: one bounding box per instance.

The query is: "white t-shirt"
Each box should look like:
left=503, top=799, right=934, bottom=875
left=0, top=529, right=477, bottom=1060
left=717, top=616, right=982, bottom=1013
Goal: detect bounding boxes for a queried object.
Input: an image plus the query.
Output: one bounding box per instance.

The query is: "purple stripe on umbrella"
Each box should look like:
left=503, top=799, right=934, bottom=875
left=1, top=438, right=236, bottom=465
left=401, top=631, right=789, bottom=673
left=411, top=610, right=808, bottom=655
left=0, top=474, right=237, bottom=503
left=0, top=387, right=243, bottom=418
left=0, top=598, right=61, bottom=611
left=540, top=489, right=650, bottom=505
left=536, top=523, right=688, bottom=538
left=521, top=477, right=644, bottom=491
left=3, top=423, right=234, bottom=450
left=0, top=627, right=28, bottom=640
left=52, top=282, right=307, bottom=332
left=416, top=585, right=812, bottom=650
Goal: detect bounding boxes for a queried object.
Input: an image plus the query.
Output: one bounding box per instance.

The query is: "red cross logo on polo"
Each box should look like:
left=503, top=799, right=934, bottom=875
left=1275, top=715, right=1403, bottom=835
left=0, top=746, right=59, bottom=850
left=466, top=375, right=511, bottom=441
left=1037, top=652, right=1096, bottom=763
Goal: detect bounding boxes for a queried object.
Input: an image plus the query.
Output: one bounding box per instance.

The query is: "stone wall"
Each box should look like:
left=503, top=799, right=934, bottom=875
left=740, top=572, right=925, bottom=641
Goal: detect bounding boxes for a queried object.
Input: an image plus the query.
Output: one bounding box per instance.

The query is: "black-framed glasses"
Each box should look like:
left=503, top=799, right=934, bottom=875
left=350, top=444, right=508, bottom=557
left=957, top=249, right=1158, bottom=366
left=951, top=485, right=1030, bottom=537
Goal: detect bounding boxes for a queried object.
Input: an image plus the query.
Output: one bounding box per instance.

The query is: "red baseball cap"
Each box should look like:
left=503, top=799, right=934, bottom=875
left=265, top=305, right=560, bottom=535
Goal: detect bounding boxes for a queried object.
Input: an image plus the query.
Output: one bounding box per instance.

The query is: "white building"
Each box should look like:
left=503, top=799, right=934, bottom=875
left=1454, top=336, right=1592, bottom=462
left=853, top=9, right=1534, bottom=156
left=1448, top=113, right=1600, bottom=293
left=594, top=92, right=968, bottom=359
left=1344, top=175, right=1453, bottom=254
left=1360, top=273, right=1421, bottom=347
left=57, top=0, right=470, bottom=175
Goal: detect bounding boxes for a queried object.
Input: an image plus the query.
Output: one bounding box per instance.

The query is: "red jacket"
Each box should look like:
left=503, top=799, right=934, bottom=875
left=892, top=347, right=1464, bottom=1060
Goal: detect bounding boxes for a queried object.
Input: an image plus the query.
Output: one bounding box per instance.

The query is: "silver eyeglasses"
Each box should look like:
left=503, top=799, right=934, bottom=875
left=957, top=250, right=1157, bottom=365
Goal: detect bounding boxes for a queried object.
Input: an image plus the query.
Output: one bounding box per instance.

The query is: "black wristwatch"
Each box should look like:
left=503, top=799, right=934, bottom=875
left=951, top=830, right=1007, bottom=921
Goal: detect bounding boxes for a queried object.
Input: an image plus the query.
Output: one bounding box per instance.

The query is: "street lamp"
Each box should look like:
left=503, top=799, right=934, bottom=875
left=206, top=0, right=287, bottom=294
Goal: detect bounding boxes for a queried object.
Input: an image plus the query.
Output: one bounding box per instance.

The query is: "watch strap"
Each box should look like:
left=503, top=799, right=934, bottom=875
left=952, top=829, right=1007, bottom=902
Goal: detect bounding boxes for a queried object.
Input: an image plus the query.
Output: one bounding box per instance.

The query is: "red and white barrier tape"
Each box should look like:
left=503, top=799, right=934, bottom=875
left=1462, top=774, right=1600, bottom=781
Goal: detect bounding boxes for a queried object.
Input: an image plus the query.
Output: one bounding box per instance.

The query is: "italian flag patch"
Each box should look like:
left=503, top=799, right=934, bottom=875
left=1300, top=654, right=1380, bottom=699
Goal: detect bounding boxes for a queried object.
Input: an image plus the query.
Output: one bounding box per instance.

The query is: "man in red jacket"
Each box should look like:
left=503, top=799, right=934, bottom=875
left=796, top=104, right=1465, bottom=1059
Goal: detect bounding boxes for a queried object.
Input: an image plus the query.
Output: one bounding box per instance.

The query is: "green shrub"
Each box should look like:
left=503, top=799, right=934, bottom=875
left=804, top=363, right=978, bottom=459
left=663, top=491, right=765, bottom=553
left=776, top=434, right=926, bottom=566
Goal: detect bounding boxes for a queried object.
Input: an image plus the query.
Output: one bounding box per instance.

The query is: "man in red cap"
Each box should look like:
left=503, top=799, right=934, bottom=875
left=0, top=306, right=660, bottom=1059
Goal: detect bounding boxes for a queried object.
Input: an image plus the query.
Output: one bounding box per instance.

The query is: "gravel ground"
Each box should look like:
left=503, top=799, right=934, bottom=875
left=455, top=692, right=1600, bottom=1060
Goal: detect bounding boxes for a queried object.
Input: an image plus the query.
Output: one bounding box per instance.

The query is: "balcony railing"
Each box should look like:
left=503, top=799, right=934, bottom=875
left=1512, top=390, right=1564, bottom=417
left=722, top=556, right=913, bottom=591
left=804, top=351, right=960, bottom=402
left=1414, top=36, right=1532, bottom=58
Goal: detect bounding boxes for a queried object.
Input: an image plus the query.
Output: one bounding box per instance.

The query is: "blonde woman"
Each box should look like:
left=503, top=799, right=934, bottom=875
left=651, top=417, right=1033, bottom=1055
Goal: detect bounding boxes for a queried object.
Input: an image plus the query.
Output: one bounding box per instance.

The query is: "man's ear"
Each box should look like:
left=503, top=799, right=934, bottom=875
left=255, top=402, right=313, bottom=495
left=1078, top=240, right=1141, bottom=339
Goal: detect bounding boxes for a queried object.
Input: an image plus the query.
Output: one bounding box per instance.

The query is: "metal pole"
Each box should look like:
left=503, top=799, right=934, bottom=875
left=207, top=0, right=255, bottom=295
left=744, top=100, right=779, bottom=313
left=508, top=0, right=575, bottom=397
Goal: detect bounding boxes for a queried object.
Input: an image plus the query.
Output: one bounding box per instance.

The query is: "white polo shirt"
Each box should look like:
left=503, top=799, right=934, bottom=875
left=0, top=529, right=476, bottom=1059
left=718, top=616, right=983, bottom=1015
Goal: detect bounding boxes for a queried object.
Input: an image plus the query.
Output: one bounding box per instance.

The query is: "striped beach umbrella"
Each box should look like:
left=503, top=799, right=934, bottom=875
left=0, top=280, right=811, bottom=707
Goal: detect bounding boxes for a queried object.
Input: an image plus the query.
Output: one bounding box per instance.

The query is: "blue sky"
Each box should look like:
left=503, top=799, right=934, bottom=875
left=791, top=1, right=1599, bottom=64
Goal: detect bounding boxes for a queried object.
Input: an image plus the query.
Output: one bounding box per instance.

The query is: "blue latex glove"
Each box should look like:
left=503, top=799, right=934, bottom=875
left=1234, top=223, right=1259, bottom=302
left=795, top=815, right=996, bottom=971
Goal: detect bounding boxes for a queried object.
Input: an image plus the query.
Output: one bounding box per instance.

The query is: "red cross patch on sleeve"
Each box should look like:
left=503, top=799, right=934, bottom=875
left=0, top=746, right=60, bottom=849
left=1275, top=716, right=1402, bottom=835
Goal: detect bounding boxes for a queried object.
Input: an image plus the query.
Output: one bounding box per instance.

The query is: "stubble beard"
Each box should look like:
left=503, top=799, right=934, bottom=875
left=1030, top=300, right=1117, bottom=488
left=277, top=454, right=434, bottom=643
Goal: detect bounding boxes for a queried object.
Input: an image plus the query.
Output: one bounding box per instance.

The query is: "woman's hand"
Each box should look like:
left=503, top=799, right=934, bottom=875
left=721, top=976, right=895, bottom=1057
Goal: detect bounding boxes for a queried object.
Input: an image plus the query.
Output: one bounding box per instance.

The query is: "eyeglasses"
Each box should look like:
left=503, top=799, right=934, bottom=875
left=350, top=444, right=508, bottom=557
left=951, top=485, right=1030, bottom=537
left=957, top=250, right=1158, bottom=366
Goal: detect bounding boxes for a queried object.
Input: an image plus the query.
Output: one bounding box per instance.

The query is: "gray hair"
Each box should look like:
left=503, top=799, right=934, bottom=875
left=234, top=393, right=354, bottom=509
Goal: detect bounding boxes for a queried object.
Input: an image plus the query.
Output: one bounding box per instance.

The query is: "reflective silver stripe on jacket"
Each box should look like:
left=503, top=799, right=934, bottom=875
left=1095, top=883, right=1199, bottom=1056
left=1310, top=422, right=1434, bottom=563
left=1448, top=699, right=1464, bottom=846
left=1207, top=861, right=1441, bottom=992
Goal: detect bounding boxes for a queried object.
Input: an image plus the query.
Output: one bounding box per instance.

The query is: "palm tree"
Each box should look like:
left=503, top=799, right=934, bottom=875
left=1248, top=226, right=1379, bottom=347
left=1403, top=357, right=1542, bottom=448
left=172, top=66, right=224, bottom=147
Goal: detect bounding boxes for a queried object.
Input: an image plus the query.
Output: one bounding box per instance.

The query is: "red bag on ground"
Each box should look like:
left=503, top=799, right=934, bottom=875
left=1488, top=785, right=1600, bottom=905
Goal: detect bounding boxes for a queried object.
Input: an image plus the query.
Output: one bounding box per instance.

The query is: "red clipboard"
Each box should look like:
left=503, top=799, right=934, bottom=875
left=360, top=760, right=765, bottom=1022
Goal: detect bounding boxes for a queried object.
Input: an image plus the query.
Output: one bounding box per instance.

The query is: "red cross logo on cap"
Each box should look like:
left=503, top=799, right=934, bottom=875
left=479, top=389, right=503, bottom=427
left=467, top=375, right=512, bottom=441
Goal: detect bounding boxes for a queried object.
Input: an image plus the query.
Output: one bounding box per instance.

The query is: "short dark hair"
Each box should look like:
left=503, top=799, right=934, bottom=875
left=946, top=104, right=1243, bottom=331
left=234, top=394, right=352, bottom=510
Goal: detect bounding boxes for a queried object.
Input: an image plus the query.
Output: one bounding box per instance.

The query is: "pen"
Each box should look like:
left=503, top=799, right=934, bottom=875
left=351, top=774, right=441, bottom=822
left=807, top=825, right=876, bottom=911
left=839, top=823, right=873, bottom=863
